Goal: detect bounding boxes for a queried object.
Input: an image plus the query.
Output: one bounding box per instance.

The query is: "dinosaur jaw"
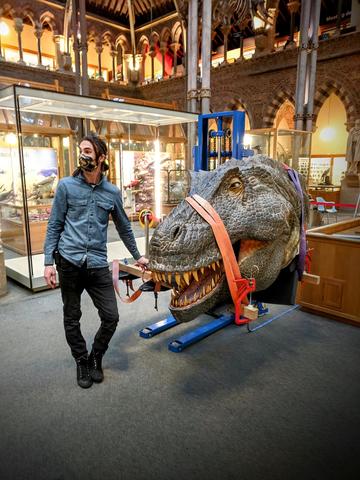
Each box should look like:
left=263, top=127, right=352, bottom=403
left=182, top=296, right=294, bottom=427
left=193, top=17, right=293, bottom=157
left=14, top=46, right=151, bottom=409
left=151, top=239, right=269, bottom=315
left=153, top=260, right=225, bottom=310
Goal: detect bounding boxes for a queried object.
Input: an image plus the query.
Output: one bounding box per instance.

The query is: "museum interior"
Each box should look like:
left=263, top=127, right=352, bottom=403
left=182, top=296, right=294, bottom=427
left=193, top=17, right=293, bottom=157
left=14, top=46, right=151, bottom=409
left=0, top=1, right=359, bottom=479
left=0, top=0, right=359, bottom=319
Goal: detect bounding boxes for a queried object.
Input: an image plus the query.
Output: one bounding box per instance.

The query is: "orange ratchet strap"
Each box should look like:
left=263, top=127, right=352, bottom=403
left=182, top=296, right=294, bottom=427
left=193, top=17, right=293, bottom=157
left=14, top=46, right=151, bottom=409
left=185, top=194, right=254, bottom=322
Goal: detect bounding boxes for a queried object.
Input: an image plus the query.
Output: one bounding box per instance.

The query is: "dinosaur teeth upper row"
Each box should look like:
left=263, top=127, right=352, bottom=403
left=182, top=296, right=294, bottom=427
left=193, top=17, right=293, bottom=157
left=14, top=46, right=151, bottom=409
left=152, top=260, right=222, bottom=286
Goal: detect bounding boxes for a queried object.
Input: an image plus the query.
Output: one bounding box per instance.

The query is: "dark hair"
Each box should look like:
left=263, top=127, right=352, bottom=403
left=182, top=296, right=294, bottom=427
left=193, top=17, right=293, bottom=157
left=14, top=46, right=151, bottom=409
left=73, top=131, right=109, bottom=176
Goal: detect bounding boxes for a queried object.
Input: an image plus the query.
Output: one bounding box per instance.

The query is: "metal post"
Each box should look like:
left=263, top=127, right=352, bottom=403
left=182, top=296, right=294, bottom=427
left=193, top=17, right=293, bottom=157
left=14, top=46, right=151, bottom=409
left=305, top=0, right=321, bottom=132
left=187, top=0, right=198, bottom=112
left=79, top=0, right=89, bottom=95
left=72, top=0, right=81, bottom=94
left=294, top=0, right=311, bottom=131
left=187, top=0, right=199, bottom=169
left=200, top=0, right=212, bottom=114
left=145, top=215, right=150, bottom=257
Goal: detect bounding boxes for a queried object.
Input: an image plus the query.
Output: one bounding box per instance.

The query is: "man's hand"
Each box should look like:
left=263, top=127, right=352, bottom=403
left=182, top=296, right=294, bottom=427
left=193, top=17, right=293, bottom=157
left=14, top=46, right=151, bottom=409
left=44, top=266, right=57, bottom=289
left=134, top=256, right=149, bottom=271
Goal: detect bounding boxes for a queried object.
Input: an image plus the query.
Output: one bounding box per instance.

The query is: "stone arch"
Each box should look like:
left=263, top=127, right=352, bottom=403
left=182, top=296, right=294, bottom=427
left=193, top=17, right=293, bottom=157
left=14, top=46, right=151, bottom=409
left=137, top=34, right=150, bottom=54
left=87, top=23, right=101, bottom=43
left=226, top=95, right=254, bottom=129
left=39, top=11, right=60, bottom=34
left=262, top=89, right=295, bottom=127
left=22, top=12, right=35, bottom=28
left=102, top=30, right=115, bottom=47
left=275, top=99, right=295, bottom=129
left=160, top=27, right=172, bottom=44
left=115, top=34, right=130, bottom=53
left=313, top=80, right=357, bottom=130
left=171, top=21, right=182, bottom=43
left=1, top=3, right=15, bottom=18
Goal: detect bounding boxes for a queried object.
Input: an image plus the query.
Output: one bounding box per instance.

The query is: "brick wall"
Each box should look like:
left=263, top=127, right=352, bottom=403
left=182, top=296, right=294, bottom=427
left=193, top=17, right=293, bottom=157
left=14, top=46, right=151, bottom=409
left=139, top=32, right=360, bottom=129
left=1, top=32, right=359, bottom=128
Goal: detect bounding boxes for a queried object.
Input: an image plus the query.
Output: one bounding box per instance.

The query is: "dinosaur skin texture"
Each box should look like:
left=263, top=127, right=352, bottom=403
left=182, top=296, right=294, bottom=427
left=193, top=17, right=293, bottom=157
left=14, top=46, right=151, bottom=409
left=149, top=156, right=309, bottom=323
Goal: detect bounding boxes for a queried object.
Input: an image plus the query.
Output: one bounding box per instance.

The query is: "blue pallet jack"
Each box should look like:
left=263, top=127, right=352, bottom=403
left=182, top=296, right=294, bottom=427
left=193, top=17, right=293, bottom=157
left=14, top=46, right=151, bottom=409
left=139, top=305, right=299, bottom=353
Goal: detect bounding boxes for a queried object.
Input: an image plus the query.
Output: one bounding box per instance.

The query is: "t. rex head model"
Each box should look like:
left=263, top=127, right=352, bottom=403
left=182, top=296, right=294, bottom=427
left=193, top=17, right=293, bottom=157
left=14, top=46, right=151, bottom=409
left=149, top=156, right=308, bottom=322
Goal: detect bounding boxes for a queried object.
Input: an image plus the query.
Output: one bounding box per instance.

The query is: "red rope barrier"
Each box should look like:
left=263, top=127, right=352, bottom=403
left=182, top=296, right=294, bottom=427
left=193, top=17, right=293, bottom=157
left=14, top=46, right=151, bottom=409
left=310, top=201, right=356, bottom=208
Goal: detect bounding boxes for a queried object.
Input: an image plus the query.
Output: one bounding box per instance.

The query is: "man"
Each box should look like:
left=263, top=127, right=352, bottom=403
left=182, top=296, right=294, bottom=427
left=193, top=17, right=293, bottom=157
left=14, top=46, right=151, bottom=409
left=44, top=132, right=148, bottom=389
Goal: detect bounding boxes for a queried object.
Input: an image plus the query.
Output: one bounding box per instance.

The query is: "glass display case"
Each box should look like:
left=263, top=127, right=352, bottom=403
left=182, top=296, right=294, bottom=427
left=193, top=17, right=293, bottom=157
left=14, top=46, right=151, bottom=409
left=243, top=128, right=312, bottom=170
left=306, top=155, right=347, bottom=203
left=0, top=85, right=197, bottom=290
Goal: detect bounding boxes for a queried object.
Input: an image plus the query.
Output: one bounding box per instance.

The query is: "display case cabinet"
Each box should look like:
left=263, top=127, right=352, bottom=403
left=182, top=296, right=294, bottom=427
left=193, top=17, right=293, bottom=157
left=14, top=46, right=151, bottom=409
left=308, top=185, right=341, bottom=204
left=297, top=218, right=360, bottom=326
left=0, top=202, right=51, bottom=255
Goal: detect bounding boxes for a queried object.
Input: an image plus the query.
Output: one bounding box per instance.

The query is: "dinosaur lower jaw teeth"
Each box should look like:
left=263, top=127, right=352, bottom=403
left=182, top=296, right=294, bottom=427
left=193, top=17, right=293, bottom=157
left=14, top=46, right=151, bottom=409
left=152, top=260, right=224, bottom=309
left=170, top=272, right=224, bottom=308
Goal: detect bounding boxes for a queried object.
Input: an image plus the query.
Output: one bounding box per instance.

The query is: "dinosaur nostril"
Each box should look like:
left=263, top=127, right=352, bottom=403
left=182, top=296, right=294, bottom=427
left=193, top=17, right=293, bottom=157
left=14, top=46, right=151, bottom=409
left=171, top=225, right=181, bottom=240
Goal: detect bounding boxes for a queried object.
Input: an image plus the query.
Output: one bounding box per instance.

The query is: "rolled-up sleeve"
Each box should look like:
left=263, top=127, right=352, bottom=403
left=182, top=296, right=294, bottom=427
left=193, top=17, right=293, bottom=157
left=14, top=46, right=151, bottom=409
left=43, top=181, right=67, bottom=265
left=112, top=192, right=141, bottom=260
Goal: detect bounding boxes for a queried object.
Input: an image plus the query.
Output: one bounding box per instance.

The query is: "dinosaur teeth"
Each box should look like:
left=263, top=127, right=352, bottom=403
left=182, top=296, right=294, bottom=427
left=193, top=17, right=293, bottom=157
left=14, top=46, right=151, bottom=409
left=168, top=273, right=172, bottom=284
left=211, top=262, right=216, bottom=271
left=175, top=273, right=181, bottom=286
left=193, top=270, right=199, bottom=281
left=184, top=272, right=190, bottom=285
left=201, top=267, right=205, bottom=274
left=216, top=260, right=221, bottom=268
left=211, top=278, right=215, bottom=288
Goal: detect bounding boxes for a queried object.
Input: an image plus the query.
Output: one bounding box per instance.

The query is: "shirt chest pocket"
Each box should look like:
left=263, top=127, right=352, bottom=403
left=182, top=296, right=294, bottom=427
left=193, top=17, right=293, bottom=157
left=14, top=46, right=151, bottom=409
left=67, top=199, right=88, bottom=219
left=97, top=200, right=113, bottom=223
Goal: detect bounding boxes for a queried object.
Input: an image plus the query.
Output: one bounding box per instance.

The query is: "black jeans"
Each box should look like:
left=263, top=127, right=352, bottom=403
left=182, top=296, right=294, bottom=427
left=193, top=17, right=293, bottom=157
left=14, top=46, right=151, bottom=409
left=56, top=255, right=119, bottom=359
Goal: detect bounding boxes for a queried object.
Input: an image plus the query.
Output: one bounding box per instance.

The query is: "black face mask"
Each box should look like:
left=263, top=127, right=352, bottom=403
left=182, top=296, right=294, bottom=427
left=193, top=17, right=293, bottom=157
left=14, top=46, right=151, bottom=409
left=78, top=154, right=98, bottom=172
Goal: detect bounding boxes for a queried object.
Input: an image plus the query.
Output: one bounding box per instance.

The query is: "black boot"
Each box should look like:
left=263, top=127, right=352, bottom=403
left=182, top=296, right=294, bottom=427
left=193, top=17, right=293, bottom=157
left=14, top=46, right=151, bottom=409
left=88, top=349, right=104, bottom=383
left=75, top=354, right=93, bottom=389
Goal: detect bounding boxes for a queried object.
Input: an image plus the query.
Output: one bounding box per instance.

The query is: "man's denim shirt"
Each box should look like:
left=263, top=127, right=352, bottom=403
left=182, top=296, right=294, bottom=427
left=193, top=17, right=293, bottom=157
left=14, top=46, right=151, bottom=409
left=44, top=174, right=141, bottom=268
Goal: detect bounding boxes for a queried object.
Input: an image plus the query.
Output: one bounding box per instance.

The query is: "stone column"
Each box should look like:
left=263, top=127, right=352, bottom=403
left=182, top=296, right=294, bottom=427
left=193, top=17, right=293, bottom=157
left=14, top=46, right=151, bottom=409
left=149, top=48, right=156, bottom=81
left=171, top=42, right=179, bottom=75
left=95, top=40, right=104, bottom=80
left=160, top=42, right=167, bottom=79
left=34, top=21, right=44, bottom=68
left=14, top=18, right=25, bottom=65
left=221, top=25, right=231, bottom=63
left=116, top=45, right=123, bottom=81
left=305, top=0, right=321, bottom=132
left=110, top=47, right=117, bottom=82
left=285, top=1, right=300, bottom=48
left=294, top=0, right=311, bottom=131
left=200, top=0, right=212, bottom=114
left=53, top=34, right=63, bottom=70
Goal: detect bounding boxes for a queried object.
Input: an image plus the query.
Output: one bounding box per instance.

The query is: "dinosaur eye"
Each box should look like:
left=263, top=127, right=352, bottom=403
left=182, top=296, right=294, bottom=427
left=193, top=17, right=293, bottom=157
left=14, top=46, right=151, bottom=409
left=229, top=177, right=243, bottom=194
